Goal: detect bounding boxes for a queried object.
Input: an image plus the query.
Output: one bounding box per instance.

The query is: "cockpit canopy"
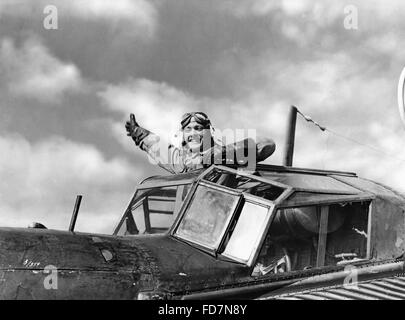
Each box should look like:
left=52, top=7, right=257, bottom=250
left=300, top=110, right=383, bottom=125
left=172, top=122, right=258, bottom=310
left=114, top=164, right=405, bottom=273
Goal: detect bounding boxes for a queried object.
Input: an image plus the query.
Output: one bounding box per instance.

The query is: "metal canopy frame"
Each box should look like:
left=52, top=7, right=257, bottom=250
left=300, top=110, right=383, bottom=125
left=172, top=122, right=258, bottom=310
left=113, top=178, right=194, bottom=235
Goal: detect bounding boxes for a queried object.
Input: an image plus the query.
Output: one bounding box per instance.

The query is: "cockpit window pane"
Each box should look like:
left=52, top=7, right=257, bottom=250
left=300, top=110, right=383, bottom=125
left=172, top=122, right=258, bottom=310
left=223, top=202, right=269, bottom=263
left=175, top=184, right=240, bottom=249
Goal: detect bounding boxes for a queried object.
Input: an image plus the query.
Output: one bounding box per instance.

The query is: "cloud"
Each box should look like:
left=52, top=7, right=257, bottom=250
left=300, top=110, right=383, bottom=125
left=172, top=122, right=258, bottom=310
left=255, top=51, right=405, bottom=183
left=0, top=38, right=83, bottom=103
left=93, top=1, right=405, bottom=195
left=221, top=0, right=404, bottom=49
left=0, top=0, right=157, bottom=35
left=0, top=134, right=141, bottom=233
left=222, top=0, right=314, bottom=17
left=97, top=78, right=285, bottom=157
left=221, top=0, right=342, bottom=25
left=293, top=125, right=405, bottom=194
left=98, top=78, right=198, bottom=140
left=68, top=0, right=156, bottom=25
left=199, top=36, right=405, bottom=193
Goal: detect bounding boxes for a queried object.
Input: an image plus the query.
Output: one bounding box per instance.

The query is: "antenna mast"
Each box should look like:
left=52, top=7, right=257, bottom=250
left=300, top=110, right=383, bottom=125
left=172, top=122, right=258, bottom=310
left=283, top=105, right=297, bottom=167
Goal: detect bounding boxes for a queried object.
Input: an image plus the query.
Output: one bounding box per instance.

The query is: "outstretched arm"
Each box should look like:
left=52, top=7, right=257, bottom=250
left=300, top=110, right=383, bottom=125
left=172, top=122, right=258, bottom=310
left=125, top=114, right=186, bottom=174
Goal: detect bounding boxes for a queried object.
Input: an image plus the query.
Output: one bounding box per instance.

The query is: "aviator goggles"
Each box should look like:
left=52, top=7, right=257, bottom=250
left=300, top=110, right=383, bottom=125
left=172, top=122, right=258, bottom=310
left=180, top=112, right=211, bottom=129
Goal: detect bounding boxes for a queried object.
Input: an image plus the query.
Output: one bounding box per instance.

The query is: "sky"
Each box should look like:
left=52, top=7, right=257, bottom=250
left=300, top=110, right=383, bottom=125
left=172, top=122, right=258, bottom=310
left=1, top=0, right=405, bottom=234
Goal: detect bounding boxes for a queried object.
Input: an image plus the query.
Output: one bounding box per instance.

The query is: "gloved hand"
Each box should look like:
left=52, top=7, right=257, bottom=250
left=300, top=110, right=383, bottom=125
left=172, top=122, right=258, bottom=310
left=125, top=113, right=139, bottom=137
left=125, top=113, right=151, bottom=146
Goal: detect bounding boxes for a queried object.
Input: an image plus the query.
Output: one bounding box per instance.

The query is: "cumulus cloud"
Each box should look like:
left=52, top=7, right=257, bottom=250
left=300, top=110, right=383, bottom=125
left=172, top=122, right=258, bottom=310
left=203, top=28, right=405, bottom=193
left=98, top=79, right=200, bottom=150
left=0, top=134, right=141, bottom=233
left=254, top=51, right=405, bottom=193
left=97, top=73, right=405, bottom=194
left=97, top=78, right=285, bottom=157
left=0, top=0, right=157, bottom=35
left=220, top=0, right=405, bottom=48
left=293, top=125, right=405, bottom=194
left=93, top=1, right=405, bottom=195
left=222, top=0, right=314, bottom=17
left=0, top=38, right=83, bottom=103
left=69, top=0, right=156, bottom=25
left=99, top=79, right=195, bottom=128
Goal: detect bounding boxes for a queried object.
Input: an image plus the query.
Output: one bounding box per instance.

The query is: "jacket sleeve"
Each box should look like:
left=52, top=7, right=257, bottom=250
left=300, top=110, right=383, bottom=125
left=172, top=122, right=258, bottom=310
left=255, top=137, right=276, bottom=162
left=202, top=137, right=276, bottom=168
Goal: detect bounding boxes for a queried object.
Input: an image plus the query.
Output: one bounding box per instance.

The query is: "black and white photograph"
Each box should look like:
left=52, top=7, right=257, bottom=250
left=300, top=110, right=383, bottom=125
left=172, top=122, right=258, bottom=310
left=1, top=0, right=405, bottom=304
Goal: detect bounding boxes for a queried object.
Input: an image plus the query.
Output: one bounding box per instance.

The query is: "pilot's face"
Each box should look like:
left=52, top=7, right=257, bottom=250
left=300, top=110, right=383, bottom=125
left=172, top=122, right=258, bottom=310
left=183, top=119, right=211, bottom=152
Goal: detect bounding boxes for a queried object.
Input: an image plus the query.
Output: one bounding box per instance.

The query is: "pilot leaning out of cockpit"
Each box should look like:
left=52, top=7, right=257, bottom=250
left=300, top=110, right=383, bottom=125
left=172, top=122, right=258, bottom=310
left=125, top=111, right=276, bottom=174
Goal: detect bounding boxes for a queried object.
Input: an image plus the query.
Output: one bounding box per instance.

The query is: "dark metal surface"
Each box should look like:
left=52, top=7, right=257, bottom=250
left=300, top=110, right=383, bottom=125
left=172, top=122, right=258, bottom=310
left=0, top=227, right=249, bottom=299
left=283, top=105, right=297, bottom=167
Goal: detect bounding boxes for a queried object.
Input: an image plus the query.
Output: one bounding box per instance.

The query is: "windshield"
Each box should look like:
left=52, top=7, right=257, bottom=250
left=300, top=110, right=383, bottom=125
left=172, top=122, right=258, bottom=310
left=175, top=183, right=240, bottom=249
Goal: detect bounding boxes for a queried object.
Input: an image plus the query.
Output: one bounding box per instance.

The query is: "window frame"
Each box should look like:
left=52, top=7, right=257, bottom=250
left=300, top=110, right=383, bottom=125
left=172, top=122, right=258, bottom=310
left=219, top=194, right=276, bottom=266
left=171, top=178, right=279, bottom=264
left=112, top=179, right=193, bottom=236
left=172, top=180, right=244, bottom=254
left=200, top=165, right=291, bottom=192
left=252, top=198, right=374, bottom=276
